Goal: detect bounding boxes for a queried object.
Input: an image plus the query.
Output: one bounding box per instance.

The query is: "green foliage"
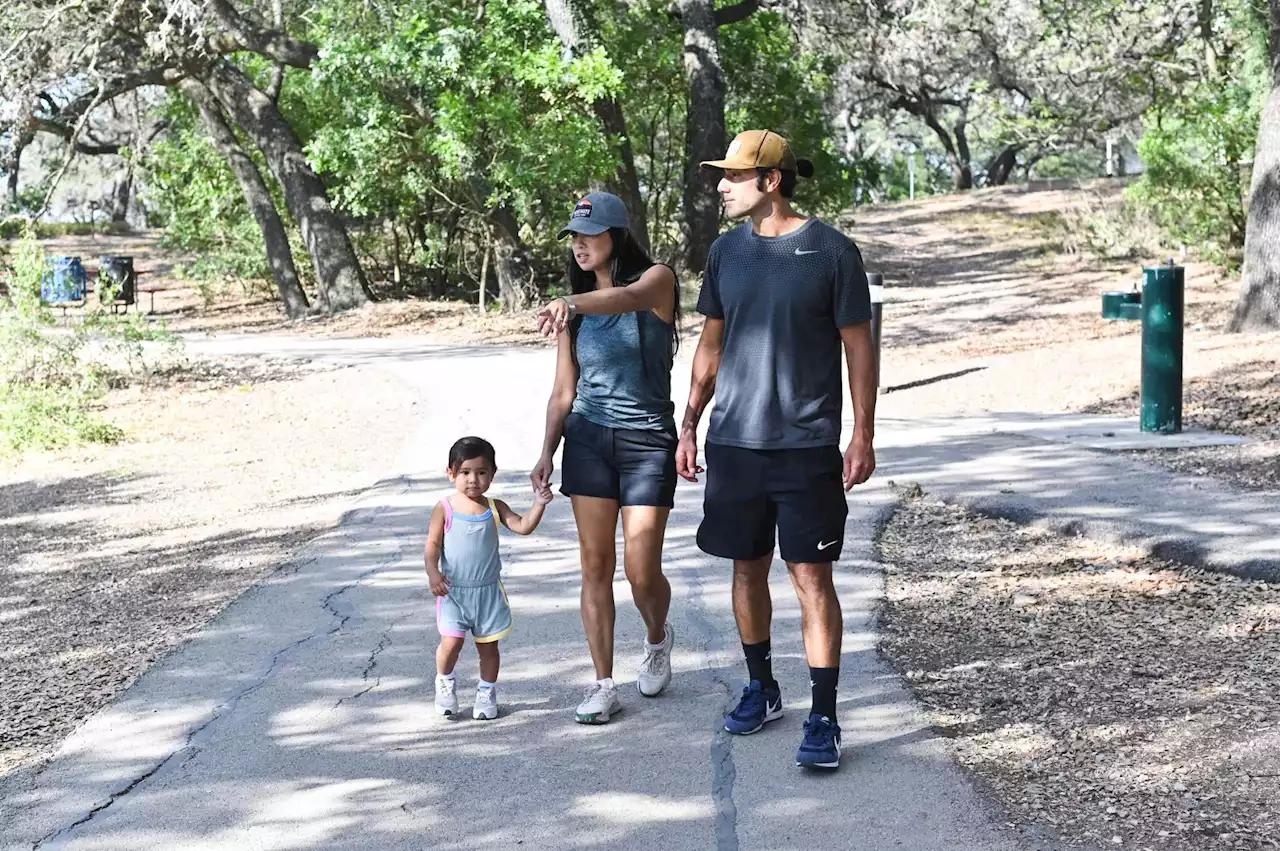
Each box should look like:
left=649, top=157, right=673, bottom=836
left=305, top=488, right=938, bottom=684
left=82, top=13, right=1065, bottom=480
left=1127, top=1, right=1268, bottom=268
left=0, top=230, right=177, bottom=454
left=0, top=218, right=131, bottom=240
left=721, top=12, right=847, bottom=218
left=302, top=0, right=617, bottom=291
left=128, top=0, right=859, bottom=300
left=0, top=231, right=117, bottom=451
left=603, top=0, right=688, bottom=251
left=1129, top=81, right=1262, bottom=266
left=138, top=92, right=278, bottom=288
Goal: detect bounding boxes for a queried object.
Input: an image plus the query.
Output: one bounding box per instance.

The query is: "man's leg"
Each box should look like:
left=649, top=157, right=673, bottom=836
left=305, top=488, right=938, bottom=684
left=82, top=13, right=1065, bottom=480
left=695, top=443, right=782, bottom=734
left=773, top=447, right=848, bottom=768
left=786, top=561, right=842, bottom=720
left=733, top=554, right=776, bottom=687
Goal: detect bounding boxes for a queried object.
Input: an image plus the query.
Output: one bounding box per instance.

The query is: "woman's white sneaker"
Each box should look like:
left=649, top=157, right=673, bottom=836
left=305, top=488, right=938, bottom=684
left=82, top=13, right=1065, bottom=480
left=575, top=679, right=622, bottom=724
left=435, top=674, right=458, bottom=717
left=638, top=623, right=674, bottom=697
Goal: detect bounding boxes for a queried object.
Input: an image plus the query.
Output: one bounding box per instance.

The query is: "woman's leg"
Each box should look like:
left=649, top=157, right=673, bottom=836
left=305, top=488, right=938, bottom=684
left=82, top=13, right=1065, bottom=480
left=436, top=636, right=465, bottom=676
left=620, top=506, right=672, bottom=644
left=475, top=640, right=501, bottom=683
left=572, top=495, right=621, bottom=680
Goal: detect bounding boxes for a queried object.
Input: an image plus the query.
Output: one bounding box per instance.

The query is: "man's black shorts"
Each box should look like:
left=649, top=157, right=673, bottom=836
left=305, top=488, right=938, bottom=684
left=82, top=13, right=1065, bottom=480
left=696, top=442, right=848, bottom=563
left=560, top=412, right=677, bottom=508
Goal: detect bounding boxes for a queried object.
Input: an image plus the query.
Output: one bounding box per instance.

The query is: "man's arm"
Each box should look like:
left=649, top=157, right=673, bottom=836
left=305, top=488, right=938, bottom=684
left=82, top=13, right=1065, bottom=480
left=840, top=322, right=877, bottom=489
left=676, top=318, right=724, bottom=481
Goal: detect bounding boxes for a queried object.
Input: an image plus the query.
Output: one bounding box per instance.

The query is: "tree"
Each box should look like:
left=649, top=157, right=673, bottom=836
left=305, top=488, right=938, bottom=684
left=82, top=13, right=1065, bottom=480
left=303, top=0, right=618, bottom=309
left=200, top=59, right=368, bottom=312
left=1, top=0, right=369, bottom=313
left=816, top=0, right=1192, bottom=192
left=678, top=0, right=760, bottom=273
left=544, top=0, right=650, bottom=252
left=178, top=79, right=310, bottom=318
left=1233, top=0, right=1280, bottom=329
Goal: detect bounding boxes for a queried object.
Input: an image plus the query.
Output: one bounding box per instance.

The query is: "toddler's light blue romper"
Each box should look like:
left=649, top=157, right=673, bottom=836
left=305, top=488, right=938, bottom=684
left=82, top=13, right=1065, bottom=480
left=436, top=498, right=512, bottom=643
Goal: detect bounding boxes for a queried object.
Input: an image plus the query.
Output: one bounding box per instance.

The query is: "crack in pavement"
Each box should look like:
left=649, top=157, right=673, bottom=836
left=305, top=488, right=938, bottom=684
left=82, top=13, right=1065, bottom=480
left=334, top=627, right=394, bottom=709
left=30, top=480, right=415, bottom=849
left=31, top=624, right=318, bottom=851
left=682, top=561, right=739, bottom=851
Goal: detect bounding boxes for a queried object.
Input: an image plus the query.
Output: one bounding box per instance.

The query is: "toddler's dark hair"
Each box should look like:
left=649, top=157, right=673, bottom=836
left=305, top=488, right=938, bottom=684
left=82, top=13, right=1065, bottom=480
left=448, top=436, right=497, bottom=471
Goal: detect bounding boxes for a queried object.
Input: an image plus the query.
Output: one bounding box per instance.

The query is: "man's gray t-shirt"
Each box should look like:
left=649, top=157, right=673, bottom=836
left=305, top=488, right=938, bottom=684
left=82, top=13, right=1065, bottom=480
left=696, top=218, right=871, bottom=449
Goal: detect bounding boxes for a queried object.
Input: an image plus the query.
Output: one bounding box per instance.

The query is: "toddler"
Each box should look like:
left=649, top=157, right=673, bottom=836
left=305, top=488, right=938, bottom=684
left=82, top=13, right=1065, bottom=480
left=425, top=436, right=552, bottom=719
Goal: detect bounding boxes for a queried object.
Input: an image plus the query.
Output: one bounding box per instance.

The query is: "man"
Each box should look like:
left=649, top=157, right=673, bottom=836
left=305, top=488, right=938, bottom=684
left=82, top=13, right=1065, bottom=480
left=675, top=129, right=877, bottom=770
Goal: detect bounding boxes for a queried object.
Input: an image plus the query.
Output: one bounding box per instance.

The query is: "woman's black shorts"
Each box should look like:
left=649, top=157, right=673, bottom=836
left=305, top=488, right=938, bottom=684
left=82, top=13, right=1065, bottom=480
left=560, top=412, right=677, bottom=508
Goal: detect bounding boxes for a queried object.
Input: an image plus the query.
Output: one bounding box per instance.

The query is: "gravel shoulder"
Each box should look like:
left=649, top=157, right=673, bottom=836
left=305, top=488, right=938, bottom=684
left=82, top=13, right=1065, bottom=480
left=879, top=495, right=1280, bottom=851
left=1087, top=359, right=1280, bottom=492
left=0, top=357, right=419, bottom=781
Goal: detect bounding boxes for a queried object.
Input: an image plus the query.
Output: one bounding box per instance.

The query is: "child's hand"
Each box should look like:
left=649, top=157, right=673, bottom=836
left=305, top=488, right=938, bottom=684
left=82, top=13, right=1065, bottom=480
left=427, top=568, right=450, bottom=597
left=534, top=486, right=554, bottom=506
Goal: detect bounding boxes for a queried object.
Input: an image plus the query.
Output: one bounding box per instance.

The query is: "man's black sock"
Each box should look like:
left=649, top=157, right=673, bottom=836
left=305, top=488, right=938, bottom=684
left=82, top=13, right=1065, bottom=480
left=810, top=666, right=839, bottom=720
left=743, top=640, right=776, bottom=690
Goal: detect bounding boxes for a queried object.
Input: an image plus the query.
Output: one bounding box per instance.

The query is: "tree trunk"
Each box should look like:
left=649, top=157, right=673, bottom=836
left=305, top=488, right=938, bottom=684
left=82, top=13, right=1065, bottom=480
left=592, top=98, right=650, bottom=252
left=1231, top=5, right=1280, bottom=331
left=180, top=78, right=310, bottom=319
left=920, top=109, right=974, bottom=191
left=543, top=0, right=650, bottom=251
left=489, top=206, right=536, bottom=311
left=109, top=168, right=133, bottom=222
left=202, top=60, right=368, bottom=313
left=679, top=0, right=727, bottom=273
left=3, top=114, right=35, bottom=209
left=4, top=143, right=24, bottom=207
left=984, top=144, right=1024, bottom=187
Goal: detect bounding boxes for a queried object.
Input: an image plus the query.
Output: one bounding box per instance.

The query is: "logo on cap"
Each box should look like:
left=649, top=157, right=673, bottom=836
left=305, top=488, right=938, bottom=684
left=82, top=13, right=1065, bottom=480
left=571, top=199, right=593, bottom=219
left=727, top=140, right=742, bottom=157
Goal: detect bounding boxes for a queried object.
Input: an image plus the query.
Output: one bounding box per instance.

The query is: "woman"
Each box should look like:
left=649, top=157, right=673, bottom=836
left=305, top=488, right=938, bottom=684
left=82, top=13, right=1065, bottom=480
left=531, top=191, right=681, bottom=725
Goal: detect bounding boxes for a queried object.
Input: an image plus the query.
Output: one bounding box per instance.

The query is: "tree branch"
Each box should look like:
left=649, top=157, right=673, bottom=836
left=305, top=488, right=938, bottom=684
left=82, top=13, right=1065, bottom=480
left=264, top=0, right=287, bottom=101
left=714, top=0, right=759, bottom=27
left=32, top=118, right=124, bottom=155
left=205, top=0, right=319, bottom=68
left=56, top=66, right=187, bottom=122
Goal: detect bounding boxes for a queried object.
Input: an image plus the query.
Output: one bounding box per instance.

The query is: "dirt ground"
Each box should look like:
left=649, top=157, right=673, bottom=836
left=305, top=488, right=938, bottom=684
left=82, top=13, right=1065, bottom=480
left=0, top=357, right=419, bottom=779
left=1087, top=359, right=1280, bottom=492
left=879, top=496, right=1280, bottom=851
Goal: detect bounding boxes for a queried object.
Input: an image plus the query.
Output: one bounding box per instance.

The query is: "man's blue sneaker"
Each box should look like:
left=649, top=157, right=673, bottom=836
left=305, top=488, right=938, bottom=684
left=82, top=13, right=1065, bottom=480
left=796, top=714, right=841, bottom=769
left=724, top=679, right=783, bottom=735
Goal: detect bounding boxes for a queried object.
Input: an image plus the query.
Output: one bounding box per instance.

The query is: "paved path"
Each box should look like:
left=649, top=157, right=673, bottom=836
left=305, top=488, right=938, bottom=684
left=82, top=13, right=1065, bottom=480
left=7, top=335, right=1270, bottom=850
left=1, top=339, right=1019, bottom=851
left=18, top=335, right=1271, bottom=849
left=877, top=414, right=1280, bottom=580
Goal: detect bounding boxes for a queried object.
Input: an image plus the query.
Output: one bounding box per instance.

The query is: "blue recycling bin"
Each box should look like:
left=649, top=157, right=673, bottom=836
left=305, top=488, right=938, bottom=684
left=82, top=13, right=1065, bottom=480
left=41, top=256, right=88, bottom=304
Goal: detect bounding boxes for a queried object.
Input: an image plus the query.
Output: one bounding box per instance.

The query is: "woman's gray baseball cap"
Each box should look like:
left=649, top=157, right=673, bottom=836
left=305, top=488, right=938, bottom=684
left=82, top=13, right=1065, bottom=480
left=558, top=192, right=630, bottom=239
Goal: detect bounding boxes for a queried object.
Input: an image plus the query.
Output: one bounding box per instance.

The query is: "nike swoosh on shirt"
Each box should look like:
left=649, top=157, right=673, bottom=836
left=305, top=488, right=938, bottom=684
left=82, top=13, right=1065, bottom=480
left=794, top=249, right=819, bottom=255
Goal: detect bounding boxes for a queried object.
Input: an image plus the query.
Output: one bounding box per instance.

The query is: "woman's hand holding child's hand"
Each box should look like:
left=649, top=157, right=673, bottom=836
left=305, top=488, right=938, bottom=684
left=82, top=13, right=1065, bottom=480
left=534, top=486, right=554, bottom=506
